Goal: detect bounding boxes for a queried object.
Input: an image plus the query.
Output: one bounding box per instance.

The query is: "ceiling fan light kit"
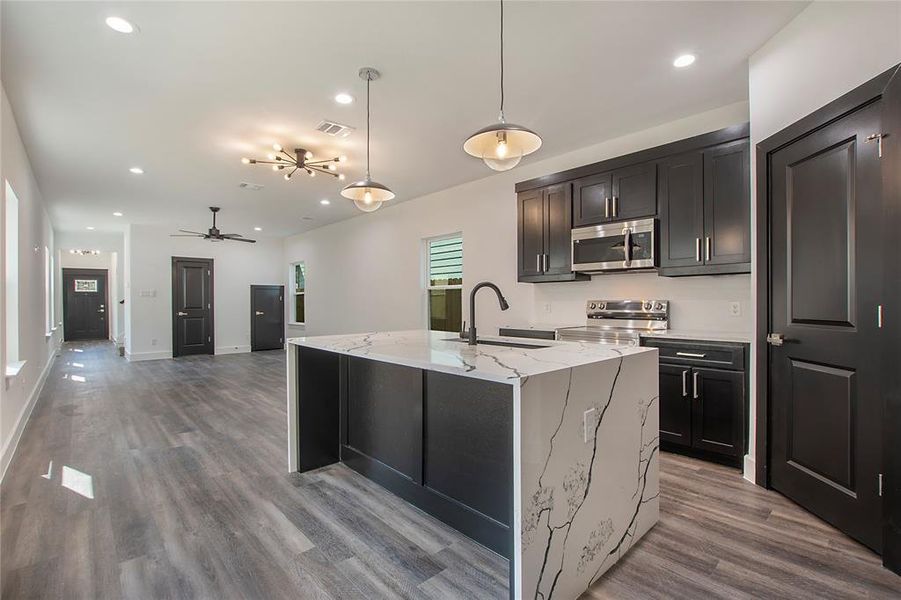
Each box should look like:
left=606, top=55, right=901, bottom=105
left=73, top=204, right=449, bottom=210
left=340, top=67, right=395, bottom=212
left=463, top=0, right=542, bottom=171
left=242, top=146, right=347, bottom=181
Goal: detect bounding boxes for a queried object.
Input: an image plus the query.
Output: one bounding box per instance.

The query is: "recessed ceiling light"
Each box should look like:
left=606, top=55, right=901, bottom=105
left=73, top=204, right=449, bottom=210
left=320, top=199, right=330, bottom=205
left=334, top=93, right=354, bottom=105
left=113, top=211, right=123, bottom=217
left=253, top=226, right=262, bottom=231
left=105, top=16, right=136, bottom=34
left=129, top=167, right=144, bottom=174
left=673, top=54, right=696, bottom=68
left=86, top=226, right=95, bottom=230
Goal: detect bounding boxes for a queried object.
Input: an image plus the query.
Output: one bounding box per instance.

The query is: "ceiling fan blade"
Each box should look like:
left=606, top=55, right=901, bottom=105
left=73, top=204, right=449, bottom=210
left=178, top=229, right=206, bottom=235
left=170, top=234, right=205, bottom=237
left=219, top=233, right=244, bottom=238
left=227, top=237, right=256, bottom=243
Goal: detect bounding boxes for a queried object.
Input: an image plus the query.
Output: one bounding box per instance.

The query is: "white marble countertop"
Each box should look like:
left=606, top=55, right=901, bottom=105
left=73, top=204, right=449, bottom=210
left=288, top=330, right=653, bottom=384
left=639, top=329, right=751, bottom=344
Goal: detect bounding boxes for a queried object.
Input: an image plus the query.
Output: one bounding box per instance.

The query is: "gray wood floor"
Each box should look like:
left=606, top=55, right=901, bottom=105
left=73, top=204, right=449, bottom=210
left=1, top=342, right=898, bottom=599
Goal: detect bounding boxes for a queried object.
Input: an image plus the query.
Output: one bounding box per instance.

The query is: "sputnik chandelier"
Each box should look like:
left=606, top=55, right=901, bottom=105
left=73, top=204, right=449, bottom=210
left=242, top=145, right=347, bottom=181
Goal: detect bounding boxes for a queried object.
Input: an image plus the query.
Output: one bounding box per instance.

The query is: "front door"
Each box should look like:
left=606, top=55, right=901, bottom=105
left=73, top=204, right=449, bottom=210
left=63, top=268, right=108, bottom=341
left=251, top=285, right=284, bottom=351
left=172, top=257, right=214, bottom=357
left=769, top=101, right=883, bottom=551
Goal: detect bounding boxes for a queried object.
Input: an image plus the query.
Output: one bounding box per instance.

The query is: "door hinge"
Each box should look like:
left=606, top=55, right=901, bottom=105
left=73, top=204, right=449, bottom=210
left=207, top=270, right=211, bottom=276
left=280, top=338, right=283, bottom=343
left=878, top=473, right=884, bottom=497
left=877, top=304, right=884, bottom=328
left=865, top=133, right=886, bottom=158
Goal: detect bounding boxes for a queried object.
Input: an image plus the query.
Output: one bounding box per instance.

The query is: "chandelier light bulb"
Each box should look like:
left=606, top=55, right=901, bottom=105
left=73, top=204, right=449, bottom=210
left=328, top=164, right=336, bottom=171
left=241, top=157, right=250, bottom=164
left=305, top=151, right=313, bottom=160
left=309, top=170, right=316, bottom=177
left=272, top=165, right=279, bottom=171
left=267, top=153, right=277, bottom=160
left=338, top=174, right=346, bottom=181
left=339, top=155, right=347, bottom=162
left=272, top=143, right=282, bottom=152
left=284, top=173, right=291, bottom=180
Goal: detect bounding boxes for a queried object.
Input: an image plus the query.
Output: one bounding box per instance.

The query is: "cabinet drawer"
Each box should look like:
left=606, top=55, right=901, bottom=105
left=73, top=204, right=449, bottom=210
left=644, top=339, right=744, bottom=370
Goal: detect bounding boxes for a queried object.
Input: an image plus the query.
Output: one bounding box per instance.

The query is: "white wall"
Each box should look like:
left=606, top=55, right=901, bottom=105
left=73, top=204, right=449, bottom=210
left=745, top=0, right=901, bottom=482
left=284, top=101, right=751, bottom=339
left=126, top=224, right=284, bottom=360
left=0, top=85, right=62, bottom=479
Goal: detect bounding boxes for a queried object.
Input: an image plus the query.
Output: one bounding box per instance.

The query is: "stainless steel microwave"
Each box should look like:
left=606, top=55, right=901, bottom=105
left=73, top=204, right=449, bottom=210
left=571, top=218, right=657, bottom=273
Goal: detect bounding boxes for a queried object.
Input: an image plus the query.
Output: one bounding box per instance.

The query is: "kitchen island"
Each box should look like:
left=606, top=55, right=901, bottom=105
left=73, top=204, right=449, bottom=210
left=286, top=330, right=658, bottom=600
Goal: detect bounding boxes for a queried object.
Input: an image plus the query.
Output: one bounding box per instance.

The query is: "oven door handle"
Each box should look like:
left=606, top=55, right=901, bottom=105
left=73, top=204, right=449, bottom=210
left=623, top=228, right=632, bottom=266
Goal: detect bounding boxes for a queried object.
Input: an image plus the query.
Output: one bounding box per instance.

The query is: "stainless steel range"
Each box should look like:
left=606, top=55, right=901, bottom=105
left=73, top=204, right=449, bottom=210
left=556, top=299, right=669, bottom=346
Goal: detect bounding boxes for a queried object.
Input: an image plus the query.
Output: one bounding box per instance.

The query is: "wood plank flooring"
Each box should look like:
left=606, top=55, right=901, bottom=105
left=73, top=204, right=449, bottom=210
left=1, top=341, right=899, bottom=599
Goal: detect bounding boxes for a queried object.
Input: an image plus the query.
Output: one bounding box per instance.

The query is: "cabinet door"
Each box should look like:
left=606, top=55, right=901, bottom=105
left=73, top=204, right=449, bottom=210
left=517, top=189, right=545, bottom=279
left=573, top=172, right=613, bottom=226
left=611, top=162, right=657, bottom=220
left=659, top=364, right=692, bottom=447
left=658, top=152, right=704, bottom=269
left=691, top=367, right=744, bottom=457
left=543, top=183, right=574, bottom=275
left=703, top=140, right=750, bottom=265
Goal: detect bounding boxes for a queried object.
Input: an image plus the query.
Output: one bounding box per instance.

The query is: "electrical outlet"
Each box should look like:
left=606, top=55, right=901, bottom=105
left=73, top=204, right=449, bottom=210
left=544, top=303, right=552, bottom=314
left=729, top=301, right=742, bottom=317
left=151, top=338, right=158, bottom=346
left=583, top=408, right=597, bottom=443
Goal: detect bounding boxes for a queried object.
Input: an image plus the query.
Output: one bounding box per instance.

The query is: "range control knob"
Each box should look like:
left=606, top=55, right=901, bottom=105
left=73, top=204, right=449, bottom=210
left=589, top=303, right=596, bottom=310
left=644, top=302, right=653, bottom=310
left=598, top=302, right=606, bottom=309
left=655, top=302, right=664, bottom=310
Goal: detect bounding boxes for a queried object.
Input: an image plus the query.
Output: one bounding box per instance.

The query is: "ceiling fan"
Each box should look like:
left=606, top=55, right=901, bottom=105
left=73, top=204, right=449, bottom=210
left=171, top=207, right=256, bottom=243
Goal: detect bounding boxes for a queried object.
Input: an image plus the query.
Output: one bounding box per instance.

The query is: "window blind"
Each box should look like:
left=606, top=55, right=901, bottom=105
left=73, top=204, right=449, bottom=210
left=429, top=236, right=463, bottom=287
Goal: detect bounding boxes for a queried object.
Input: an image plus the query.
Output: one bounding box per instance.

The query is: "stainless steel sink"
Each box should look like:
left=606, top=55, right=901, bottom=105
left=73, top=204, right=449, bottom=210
left=442, top=337, right=551, bottom=350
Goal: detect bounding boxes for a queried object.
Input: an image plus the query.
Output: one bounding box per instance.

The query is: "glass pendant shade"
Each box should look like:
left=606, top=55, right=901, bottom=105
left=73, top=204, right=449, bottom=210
left=463, top=123, right=542, bottom=172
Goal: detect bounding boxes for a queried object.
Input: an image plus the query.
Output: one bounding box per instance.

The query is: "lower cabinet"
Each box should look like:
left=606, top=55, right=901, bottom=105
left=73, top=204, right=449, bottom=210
left=646, top=339, right=747, bottom=466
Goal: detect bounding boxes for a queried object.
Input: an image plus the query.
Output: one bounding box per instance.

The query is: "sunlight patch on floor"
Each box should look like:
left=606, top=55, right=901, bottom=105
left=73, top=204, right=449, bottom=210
left=61, top=465, right=94, bottom=499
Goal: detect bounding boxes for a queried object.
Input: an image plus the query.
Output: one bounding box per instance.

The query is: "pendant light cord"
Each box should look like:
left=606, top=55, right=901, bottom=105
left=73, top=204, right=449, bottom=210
left=498, top=0, right=505, bottom=122
left=366, top=76, right=371, bottom=178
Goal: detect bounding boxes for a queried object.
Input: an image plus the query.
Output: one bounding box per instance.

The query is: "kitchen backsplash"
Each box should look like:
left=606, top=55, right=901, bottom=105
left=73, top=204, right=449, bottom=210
left=529, top=272, right=752, bottom=332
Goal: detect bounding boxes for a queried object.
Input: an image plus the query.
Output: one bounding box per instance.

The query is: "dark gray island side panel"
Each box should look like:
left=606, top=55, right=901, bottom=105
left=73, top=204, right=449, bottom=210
left=296, top=348, right=515, bottom=560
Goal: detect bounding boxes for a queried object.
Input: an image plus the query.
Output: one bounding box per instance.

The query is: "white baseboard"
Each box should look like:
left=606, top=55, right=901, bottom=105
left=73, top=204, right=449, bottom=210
left=743, top=454, right=756, bottom=484
left=125, top=350, right=173, bottom=362
left=215, top=345, right=251, bottom=355
left=0, top=348, right=57, bottom=483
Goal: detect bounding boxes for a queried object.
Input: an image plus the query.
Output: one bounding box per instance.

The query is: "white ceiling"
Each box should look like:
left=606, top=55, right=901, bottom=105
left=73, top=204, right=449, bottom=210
left=1, top=1, right=807, bottom=237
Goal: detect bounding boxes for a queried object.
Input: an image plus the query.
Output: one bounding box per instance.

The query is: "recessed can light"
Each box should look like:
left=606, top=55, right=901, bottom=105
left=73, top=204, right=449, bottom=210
left=320, top=199, right=330, bottom=205
left=334, top=93, right=354, bottom=105
left=673, top=54, right=696, bottom=68
left=86, top=226, right=95, bottom=230
left=113, top=212, right=123, bottom=217
left=254, top=226, right=262, bottom=231
left=105, top=16, right=136, bottom=34
left=129, top=167, right=144, bottom=174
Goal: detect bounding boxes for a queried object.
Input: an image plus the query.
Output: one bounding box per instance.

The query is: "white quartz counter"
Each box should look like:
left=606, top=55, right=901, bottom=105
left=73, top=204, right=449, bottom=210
left=288, top=329, right=652, bottom=384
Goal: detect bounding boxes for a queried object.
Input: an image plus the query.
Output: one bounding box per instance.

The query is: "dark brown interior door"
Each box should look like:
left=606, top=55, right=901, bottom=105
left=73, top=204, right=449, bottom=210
left=172, top=257, right=214, bottom=357
left=63, top=268, right=108, bottom=341
left=769, top=101, right=883, bottom=551
left=251, top=285, right=284, bottom=351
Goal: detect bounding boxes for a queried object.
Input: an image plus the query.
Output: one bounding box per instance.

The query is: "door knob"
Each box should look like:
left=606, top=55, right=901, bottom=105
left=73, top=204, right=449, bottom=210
left=766, top=332, right=784, bottom=346
left=177, top=311, right=188, bottom=316
left=255, top=311, right=264, bottom=316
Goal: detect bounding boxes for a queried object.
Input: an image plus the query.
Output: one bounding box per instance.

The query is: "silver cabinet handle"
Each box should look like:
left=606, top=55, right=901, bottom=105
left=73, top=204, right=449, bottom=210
left=693, top=371, right=699, bottom=399
left=536, top=254, right=542, bottom=272
left=682, top=370, right=688, bottom=397
left=605, top=197, right=611, bottom=218
left=705, top=237, right=711, bottom=261
left=255, top=311, right=264, bottom=316
left=543, top=253, right=549, bottom=272
left=623, top=228, right=633, bottom=265
left=676, top=351, right=706, bottom=358
left=696, top=238, right=701, bottom=262
left=177, top=311, right=188, bottom=316
left=612, top=196, right=618, bottom=217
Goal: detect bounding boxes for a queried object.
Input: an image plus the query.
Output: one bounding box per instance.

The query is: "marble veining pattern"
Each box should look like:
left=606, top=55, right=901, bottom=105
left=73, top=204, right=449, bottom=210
left=518, top=350, right=659, bottom=599
left=288, top=330, right=651, bottom=384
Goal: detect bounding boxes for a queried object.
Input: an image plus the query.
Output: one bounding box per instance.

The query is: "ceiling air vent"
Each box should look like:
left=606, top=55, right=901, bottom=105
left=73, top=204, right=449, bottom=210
left=316, top=120, right=355, bottom=138
left=238, top=182, right=265, bottom=191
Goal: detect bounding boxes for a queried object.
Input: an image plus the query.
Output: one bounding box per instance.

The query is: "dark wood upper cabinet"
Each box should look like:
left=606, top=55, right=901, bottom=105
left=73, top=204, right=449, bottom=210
left=611, top=162, right=657, bottom=221
left=573, top=163, right=656, bottom=226
left=517, top=183, right=588, bottom=283
left=703, top=139, right=751, bottom=266
left=659, top=152, right=704, bottom=269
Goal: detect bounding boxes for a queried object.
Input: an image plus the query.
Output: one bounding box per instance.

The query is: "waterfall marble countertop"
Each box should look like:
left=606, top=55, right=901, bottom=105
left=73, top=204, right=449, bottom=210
left=287, top=329, right=653, bottom=384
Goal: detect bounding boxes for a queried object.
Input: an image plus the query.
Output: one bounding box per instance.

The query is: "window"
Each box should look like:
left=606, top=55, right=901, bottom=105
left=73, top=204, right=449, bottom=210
left=5, top=181, right=19, bottom=365
left=292, top=262, right=305, bottom=324
left=426, top=234, right=463, bottom=333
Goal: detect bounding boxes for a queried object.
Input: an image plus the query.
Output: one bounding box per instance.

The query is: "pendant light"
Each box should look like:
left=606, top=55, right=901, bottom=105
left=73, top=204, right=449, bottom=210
left=341, top=67, right=395, bottom=212
left=463, top=0, right=542, bottom=171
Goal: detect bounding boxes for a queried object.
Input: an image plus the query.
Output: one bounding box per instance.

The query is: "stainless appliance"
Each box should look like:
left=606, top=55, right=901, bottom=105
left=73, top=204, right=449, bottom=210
left=571, top=218, right=657, bottom=272
left=556, top=299, right=669, bottom=346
